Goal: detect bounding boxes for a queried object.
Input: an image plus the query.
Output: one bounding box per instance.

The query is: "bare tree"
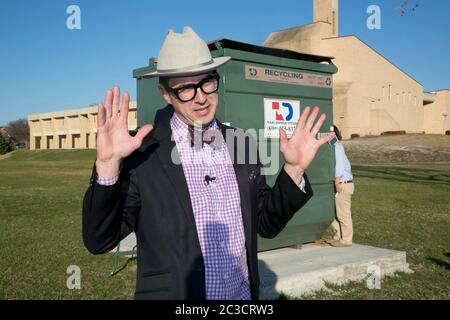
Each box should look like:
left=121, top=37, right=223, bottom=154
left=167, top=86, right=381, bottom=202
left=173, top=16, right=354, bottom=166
left=6, top=118, right=29, bottom=148
left=399, top=0, right=420, bottom=16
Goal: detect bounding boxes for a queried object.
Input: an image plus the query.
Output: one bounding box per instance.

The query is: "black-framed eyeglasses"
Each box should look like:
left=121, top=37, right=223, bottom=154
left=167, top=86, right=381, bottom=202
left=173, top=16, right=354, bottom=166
left=166, top=74, right=220, bottom=102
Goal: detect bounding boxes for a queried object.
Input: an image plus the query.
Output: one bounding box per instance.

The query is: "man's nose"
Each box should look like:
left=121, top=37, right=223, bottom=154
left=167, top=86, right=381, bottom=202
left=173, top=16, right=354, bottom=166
left=194, top=87, right=207, bottom=104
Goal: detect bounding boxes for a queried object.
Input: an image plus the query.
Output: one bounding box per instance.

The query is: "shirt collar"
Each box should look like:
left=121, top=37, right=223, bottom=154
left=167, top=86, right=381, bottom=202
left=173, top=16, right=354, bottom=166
left=170, top=112, right=218, bottom=144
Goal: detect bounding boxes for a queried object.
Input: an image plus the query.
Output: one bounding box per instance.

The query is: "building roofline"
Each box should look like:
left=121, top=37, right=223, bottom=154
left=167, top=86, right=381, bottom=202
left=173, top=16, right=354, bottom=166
left=28, top=101, right=137, bottom=120
left=322, top=35, right=423, bottom=87
left=431, top=89, right=450, bottom=92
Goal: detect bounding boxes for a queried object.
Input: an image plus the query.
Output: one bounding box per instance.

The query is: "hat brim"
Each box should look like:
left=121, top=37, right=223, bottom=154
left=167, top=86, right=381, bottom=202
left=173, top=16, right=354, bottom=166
left=141, top=56, right=231, bottom=78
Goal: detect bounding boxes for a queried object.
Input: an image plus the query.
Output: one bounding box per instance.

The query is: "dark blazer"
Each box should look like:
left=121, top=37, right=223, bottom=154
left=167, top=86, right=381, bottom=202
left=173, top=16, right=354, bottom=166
left=82, top=107, right=313, bottom=299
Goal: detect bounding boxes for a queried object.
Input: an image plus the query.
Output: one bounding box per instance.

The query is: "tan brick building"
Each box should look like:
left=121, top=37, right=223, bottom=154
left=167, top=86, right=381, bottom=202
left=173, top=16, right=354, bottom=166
left=28, top=102, right=137, bottom=150
left=265, top=0, right=449, bottom=139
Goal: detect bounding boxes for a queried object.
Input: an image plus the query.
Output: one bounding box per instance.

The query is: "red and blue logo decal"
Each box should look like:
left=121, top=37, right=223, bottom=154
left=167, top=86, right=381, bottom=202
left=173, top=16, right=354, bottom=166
left=272, top=102, right=294, bottom=121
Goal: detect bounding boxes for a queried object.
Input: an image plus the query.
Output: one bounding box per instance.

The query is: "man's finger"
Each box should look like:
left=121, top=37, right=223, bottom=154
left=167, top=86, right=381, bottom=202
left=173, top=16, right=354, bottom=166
left=292, top=106, right=310, bottom=138
left=112, top=86, right=120, bottom=117
left=104, top=89, right=113, bottom=119
left=279, top=128, right=288, bottom=154
left=318, top=132, right=336, bottom=146
left=98, top=103, right=106, bottom=127
left=298, top=106, right=310, bottom=130
left=120, top=92, right=130, bottom=123
left=133, top=124, right=153, bottom=148
left=311, top=113, right=326, bottom=137
left=305, top=106, right=319, bottom=132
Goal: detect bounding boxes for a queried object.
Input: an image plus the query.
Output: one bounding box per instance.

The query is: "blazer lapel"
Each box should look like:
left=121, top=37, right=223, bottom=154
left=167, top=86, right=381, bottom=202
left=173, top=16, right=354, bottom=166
left=142, top=113, right=198, bottom=235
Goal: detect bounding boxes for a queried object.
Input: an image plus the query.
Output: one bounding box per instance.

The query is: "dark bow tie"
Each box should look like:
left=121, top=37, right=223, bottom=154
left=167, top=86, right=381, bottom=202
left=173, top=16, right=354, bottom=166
left=188, top=125, right=216, bottom=148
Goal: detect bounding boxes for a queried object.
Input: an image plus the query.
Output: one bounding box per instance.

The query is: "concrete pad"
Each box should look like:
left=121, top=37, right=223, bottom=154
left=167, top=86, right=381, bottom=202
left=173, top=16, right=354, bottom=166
left=258, top=243, right=413, bottom=299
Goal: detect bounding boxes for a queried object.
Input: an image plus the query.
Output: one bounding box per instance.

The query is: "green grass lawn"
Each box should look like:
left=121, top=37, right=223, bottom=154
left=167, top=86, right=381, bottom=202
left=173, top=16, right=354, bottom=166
left=304, top=162, right=450, bottom=300
left=0, top=150, right=449, bottom=299
left=0, top=150, right=136, bottom=299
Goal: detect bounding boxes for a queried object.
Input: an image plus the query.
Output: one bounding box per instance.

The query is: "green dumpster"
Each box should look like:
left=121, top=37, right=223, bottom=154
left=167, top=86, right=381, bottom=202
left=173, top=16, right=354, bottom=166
left=133, top=39, right=338, bottom=251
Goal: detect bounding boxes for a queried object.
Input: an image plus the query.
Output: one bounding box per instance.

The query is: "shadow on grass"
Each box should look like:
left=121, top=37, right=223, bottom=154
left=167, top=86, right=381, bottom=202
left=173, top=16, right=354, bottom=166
left=427, top=251, right=450, bottom=271
left=353, top=165, right=450, bottom=185
left=427, top=257, right=450, bottom=270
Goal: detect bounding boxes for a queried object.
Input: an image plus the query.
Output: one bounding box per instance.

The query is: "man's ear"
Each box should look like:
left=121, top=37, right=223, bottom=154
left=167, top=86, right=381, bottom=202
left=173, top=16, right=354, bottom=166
left=159, top=85, right=172, bottom=105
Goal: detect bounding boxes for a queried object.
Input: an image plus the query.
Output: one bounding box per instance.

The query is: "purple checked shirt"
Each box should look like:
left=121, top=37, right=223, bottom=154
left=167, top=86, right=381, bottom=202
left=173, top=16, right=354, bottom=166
left=170, top=113, right=251, bottom=300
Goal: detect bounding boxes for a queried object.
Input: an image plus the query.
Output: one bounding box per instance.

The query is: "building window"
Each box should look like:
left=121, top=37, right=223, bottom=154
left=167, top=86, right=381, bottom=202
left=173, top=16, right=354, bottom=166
left=72, top=134, right=80, bottom=149
left=59, top=135, right=66, bottom=149
left=47, top=136, right=53, bottom=149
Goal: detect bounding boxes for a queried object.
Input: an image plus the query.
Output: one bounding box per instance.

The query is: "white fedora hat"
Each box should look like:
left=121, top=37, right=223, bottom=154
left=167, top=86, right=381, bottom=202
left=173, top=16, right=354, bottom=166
left=142, top=26, right=230, bottom=78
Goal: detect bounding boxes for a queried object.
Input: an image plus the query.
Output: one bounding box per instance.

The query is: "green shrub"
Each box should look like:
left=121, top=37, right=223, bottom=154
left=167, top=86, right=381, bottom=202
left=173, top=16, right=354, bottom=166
left=0, top=134, right=13, bottom=155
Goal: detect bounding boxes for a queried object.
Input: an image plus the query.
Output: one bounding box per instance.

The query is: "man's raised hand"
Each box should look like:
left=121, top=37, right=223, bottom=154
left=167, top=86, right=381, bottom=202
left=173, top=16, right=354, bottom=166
left=279, top=106, right=335, bottom=184
left=96, top=86, right=153, bottom=178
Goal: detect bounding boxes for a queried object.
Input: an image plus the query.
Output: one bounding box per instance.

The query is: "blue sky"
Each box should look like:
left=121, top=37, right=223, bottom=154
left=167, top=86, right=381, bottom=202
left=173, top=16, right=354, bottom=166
left=1, top=0, right=449, bottom=125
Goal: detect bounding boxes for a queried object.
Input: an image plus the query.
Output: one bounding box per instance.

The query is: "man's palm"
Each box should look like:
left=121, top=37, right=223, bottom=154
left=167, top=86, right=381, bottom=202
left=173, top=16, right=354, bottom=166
left=279, top=106, right=335, bottom=172
left=97, top=86, right=153, bottom=163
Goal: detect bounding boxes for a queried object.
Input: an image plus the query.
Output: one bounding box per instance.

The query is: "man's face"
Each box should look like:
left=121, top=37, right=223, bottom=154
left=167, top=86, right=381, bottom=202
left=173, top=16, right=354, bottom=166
left=159, top=72, right=218, bottom=127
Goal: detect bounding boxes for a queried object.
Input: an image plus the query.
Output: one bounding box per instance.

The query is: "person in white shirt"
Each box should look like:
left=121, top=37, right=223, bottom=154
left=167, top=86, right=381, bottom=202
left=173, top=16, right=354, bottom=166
left=328, top=125, right=354, bottom=247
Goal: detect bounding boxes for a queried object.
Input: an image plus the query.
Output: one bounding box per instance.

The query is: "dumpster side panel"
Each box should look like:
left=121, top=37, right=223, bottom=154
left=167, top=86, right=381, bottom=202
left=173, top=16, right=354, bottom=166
left=221, top=54, right=336, bottom=250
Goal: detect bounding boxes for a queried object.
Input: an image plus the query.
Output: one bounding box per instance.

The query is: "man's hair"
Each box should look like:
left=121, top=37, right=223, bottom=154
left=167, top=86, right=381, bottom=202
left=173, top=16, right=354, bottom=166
left=159, top=77, right=169, bottom=89
left=158, top=71, right=219, bottom=89
left=333, top=125, right=342, bottom=140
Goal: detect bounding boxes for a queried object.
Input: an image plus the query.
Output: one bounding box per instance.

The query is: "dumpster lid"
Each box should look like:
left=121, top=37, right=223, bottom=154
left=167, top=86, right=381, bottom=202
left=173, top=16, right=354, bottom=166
left=208, top=38, right=334, bottom=64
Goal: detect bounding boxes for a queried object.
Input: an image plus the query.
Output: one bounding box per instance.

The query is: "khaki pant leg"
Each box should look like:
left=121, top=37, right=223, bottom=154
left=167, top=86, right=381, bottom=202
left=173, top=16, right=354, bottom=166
left=335, top=183, right=354, bottom=244
left=331, top=219, right=341, bottom=240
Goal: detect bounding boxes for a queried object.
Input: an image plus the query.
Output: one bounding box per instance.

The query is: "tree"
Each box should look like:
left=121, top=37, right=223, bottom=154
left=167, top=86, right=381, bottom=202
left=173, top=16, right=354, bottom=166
left=0, top=133, right=13, bottom=155
left=6, top=118, right=29, bottom=148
